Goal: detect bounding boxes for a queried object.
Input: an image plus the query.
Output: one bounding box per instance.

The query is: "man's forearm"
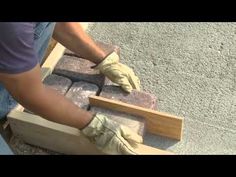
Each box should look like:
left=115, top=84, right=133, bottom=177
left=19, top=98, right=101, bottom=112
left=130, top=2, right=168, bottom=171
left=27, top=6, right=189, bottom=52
left=25, top=86, right=93, bottom=129
left=1, top=65, right=93, bottom=130
left=53, top=22, right=106, bottom=64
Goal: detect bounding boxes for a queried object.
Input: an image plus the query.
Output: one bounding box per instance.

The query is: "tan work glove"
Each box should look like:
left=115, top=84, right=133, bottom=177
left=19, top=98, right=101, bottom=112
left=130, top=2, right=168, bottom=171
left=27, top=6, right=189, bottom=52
left=81, top=113, right=143, bottom=155
left=94, top=52, right=141, bottom=93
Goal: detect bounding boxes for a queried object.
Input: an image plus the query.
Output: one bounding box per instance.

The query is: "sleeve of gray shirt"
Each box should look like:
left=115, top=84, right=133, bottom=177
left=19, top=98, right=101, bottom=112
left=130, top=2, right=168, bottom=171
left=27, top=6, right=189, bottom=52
left=0, top=22, right=38, bottom=74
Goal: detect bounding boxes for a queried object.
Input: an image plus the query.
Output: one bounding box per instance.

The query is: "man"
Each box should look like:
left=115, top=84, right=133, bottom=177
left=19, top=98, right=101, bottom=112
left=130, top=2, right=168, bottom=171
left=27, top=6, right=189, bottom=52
left=0, top=22, right=142, bottom=155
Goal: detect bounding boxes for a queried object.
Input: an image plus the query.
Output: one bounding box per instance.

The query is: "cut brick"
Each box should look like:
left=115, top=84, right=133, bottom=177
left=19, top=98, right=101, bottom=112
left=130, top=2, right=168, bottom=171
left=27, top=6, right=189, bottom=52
left=43, top=74, right=72, bottom=95
left=64, top=41, right=120, bottom=57
left=100, top=85, right=157, bottom=109
left=53, top=55, right=105, bottom=87
left=66, top=82, right=99, bottom=110
left=90, top=106, right=146, bottom=136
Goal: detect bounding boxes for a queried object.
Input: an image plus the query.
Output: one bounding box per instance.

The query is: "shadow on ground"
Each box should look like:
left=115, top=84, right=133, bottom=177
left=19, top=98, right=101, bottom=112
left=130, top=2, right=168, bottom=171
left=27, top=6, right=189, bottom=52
left=143, top=133, right=179, bottom=150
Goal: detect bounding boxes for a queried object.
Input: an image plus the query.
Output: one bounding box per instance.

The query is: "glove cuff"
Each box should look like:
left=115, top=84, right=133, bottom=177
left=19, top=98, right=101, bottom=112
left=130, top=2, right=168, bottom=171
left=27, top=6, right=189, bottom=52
left=81, top=113, right=106, bottom=137
left=93, top=52, right=119, bottom=70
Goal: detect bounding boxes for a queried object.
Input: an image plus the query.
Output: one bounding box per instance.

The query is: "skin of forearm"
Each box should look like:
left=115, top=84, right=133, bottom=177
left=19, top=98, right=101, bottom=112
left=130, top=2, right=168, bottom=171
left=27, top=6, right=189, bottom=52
left=53, top=22, right=106, bottom=64
left=23, top=86, right=94, bottom=129
left=0, top=66, right=93, bottom=130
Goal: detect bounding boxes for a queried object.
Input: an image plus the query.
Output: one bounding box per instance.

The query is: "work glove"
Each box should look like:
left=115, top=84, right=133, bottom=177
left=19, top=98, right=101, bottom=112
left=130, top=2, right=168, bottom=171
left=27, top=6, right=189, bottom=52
left=81, top=113, right=143, bottom=155
left=94, top=52, right=141, bottom=93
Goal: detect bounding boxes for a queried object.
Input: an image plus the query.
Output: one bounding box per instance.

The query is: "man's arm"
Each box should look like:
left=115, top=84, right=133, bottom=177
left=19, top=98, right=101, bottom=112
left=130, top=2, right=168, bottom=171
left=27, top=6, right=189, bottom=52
left=53, top=22, right=106, bottom=64
left=0, top=22, right=141, bottom=154
left=0, top=64, right=93, bottom=129
left=53, top=22, right=141, bottom=93
left=0, top=64, right=142, bottom=154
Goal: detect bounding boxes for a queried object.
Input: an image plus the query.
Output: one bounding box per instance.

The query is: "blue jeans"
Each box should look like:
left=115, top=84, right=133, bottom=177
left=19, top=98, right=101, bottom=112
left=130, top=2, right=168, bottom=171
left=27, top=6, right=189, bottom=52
left=0, top=22, right=56, bottom=119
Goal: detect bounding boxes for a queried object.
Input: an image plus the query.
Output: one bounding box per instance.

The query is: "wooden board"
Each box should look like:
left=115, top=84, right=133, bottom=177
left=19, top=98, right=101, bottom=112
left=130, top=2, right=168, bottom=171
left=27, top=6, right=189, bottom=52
left=135, top=144, right=173, bottom=155
left=89, top=96, right=183, bottom=140
left=7, top=110, right=173, bottom=155
left=41, top=39, right=58, bottom=65
left=41, top=43, right=66, bottom=74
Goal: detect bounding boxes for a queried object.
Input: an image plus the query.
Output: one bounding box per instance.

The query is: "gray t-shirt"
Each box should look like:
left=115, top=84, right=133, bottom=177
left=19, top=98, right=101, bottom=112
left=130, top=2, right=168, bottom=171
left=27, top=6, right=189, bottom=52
left=0, top=22, right=38, bottom=74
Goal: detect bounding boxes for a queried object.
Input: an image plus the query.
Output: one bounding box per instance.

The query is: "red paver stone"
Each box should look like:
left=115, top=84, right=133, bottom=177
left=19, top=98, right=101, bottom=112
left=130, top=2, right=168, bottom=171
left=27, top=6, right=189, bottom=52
left=66, top=81, right=99, bottom=110
left=53, top=55, right=105, bottom=88
left=43, top=74, right=72, bottom=95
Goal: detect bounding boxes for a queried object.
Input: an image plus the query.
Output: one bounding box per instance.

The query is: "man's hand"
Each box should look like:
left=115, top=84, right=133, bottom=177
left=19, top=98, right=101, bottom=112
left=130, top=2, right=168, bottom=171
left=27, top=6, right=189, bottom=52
left=81, top=113, right=143, bottom=155
left=53, top=23, right=141, bottom=93
left=95, top=52, right=141, bottom=93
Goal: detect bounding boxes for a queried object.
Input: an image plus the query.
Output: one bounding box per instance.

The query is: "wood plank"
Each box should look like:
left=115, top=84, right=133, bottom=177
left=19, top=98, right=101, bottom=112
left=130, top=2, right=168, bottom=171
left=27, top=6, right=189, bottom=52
left=136, top=144, right=173, bottom=155
left=89, top=96, right=183, bottom=140
left=7, top=110, right=172, bottom=155
left=41, top=39, right=58, bottom=65
left=41, top=43, right=66, bottom=74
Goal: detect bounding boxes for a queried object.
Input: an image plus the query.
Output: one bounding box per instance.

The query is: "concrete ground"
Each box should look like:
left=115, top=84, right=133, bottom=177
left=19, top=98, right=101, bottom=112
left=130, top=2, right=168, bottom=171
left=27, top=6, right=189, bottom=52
left=88, top=23, right=236, bottom=154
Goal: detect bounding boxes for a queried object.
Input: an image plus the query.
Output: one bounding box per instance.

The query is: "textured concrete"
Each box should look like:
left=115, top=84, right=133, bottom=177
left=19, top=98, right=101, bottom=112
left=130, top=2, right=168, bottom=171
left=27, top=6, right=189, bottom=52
left=9, top=136, right=59, bottom=155
left=88, top=23, right=236, bottom=154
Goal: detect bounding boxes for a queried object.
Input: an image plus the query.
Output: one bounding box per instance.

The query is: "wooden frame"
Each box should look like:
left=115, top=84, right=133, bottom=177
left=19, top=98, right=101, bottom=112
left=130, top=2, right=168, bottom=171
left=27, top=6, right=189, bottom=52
left=6, top=23, right=176, bottom=155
